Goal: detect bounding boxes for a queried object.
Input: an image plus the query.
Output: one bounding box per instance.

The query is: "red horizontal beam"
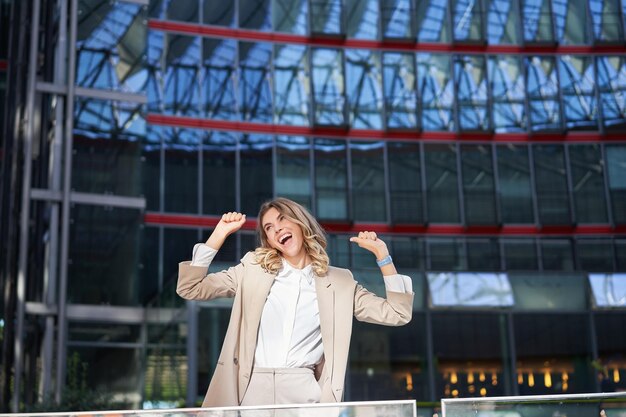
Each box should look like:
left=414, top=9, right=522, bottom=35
left=144, top=212, right=626, bottom=236
left=147, top=113, right=626, bottom=143
left=149, top=19, right=626, bottom=55
left=0, top=60, right=7, bottom=71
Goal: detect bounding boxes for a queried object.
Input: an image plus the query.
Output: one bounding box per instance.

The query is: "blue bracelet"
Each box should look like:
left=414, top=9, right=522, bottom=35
left=376, top=255, right=393, bottom=267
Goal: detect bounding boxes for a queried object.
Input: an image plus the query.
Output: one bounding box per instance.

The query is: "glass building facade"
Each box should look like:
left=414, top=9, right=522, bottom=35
left=1, top=0, right=626, bottom=412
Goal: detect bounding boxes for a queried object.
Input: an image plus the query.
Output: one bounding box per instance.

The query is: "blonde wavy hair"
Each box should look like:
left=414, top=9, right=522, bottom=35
left=254, top=198, right=329, bottom=276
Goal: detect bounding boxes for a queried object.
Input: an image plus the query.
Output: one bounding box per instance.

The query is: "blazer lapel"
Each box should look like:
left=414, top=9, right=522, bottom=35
left=315, top=274, right=335, bottom=381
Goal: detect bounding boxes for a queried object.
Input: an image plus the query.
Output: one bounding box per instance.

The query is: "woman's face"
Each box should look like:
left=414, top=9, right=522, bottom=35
left=261, top=207, right=307, bottom=262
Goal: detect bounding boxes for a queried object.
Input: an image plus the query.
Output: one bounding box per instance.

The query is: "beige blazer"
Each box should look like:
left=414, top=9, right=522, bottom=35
left=177, top=252, right=413, bottom=407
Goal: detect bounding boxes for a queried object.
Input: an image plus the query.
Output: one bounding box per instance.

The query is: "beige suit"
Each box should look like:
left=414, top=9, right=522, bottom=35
left=177, top=252, right=413, bottom=407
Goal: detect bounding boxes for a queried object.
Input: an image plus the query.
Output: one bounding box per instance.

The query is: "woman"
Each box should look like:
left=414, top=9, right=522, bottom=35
left=177, top=198, right=413, bottom=407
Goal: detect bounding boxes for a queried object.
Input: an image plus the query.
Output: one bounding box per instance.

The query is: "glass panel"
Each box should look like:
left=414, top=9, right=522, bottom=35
left=73, top=98, right=145, bottom=197
left=510, top=272, right=587, bottom=310
left=202, top=38, right=238, bottom=120
left=164, top=128, right=199, bottom=214
left=166, top=0, right=198, bottom=22
left=350, top=315, right=429, bottom=400
left=417, top=0, right=451, bottom=42
left=240, top=134, right=273, bottom=216
left=552, top=0, right=590, bottom=44
left=76, top=1, right=146, bottom=93
left=239, top=42, right=272, bottom=123
left=239, top=0, right=271, bottom=30
left=467, top=238, right=501, bottom=270
left=455, top=55, right=489, bottom=131
left=590, top=0, right=624, bottom=42
left=274, top=44, right=309, bottom=126
left=503, top=239, right=539, bottom=270
left=141, top=226, right=160, bottom=305
left=433, top=313, right=511, bottom=398
left=381, top=0, right=414, bottom=39
left=487, top=0, right=519, bottom=44
left=143, top=126, right=164, bottom=211
left=203, top=131, right=237, bottom=215
left=514, top=313, right=594, bottom=394
left=461, top=144, right=497, bottom=225
left=618, top=240, right=626, bottom=271
left=527, top=56, right=561, bottom=131
left=590, top=274, right=626, bottom=307
left=497, top=144, right=535, bottom=223
left=425, top=144, right=460, bottom=223
left=390, top=236, right=424, bottom=270
left=312, top=48, right=346, bottom=126
left=197, top=308, right=231, bottom=405
left=346, top=0, right=379, bottom=39
left=577, top=239, right=615, bottom=271
left=276, top=135, right=312, bottom=209
left=69, top=323, right=141, bottom=343
left=164, top=34, right=201, bottom=116
left=203, top=0, right=235, bottom=26
left=533, top=145, right=572, bottom=225
left=489, top=56, right=526, bottom=132
left=428, top=273, right=513, bottom=306
left=310, top=0, right=343, bottom=35
left=147, top=30, right=164, bottom=114
left=273, top=0, right=307, bottom=34
left=0, top=1, right=9, bottom=59
left=351, top=141, right=386, bottom=222
left=522, top=0, right=555, bottom=42
left=597, top=56, right=626, bottom=131
left=428, top=238, right=466, bottom=270
left=452, top=0, right=484, bottom=41
left=569, top=144, right=608, bottom=223
left=68, top=205, right=142, bottom=306
left=144, top=342, right=186, bottom=407
left=418, top=54, right=454, bottom=131
left=594, top=313, right=626, bottom=392
left=388, top=142, right=423, bottom=224
left=606, top=145, right=626, bottom=224
left=327, top=234, right=351, bottom=267
left=346, top=49, right=383, bottom=129
left=314, top=139, right=348, bottom=220
left=163, top=228, right=199, bottom=301
left=541, top=239, right=575, bottom=270
left=383, top=53, right=418, bottom=129
left=559, top=55, right=598, bottom=130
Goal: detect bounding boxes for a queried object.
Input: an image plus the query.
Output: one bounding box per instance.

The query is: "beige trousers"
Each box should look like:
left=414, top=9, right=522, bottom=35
left=240, top=367, right=322, bottom=406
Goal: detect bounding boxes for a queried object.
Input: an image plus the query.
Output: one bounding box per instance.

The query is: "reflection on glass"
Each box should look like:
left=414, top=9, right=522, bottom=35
left=273, top=0, right=307, bottom=34
left=418, top=54, right=454, bottom=131
left=203, top=0, right=235, bottom=26
left=487, top=0, right=519, bottom=44
left=167, top=0, right=198, bottom=22
left=594, top=313, right=626, bottom=392
left=497, top=144, right=534, bottom=223
left=541, top=239, right=575, bottom=270
left=315, top=139, right=348, bottom=220
left=606, top=145, right=626, bottom=224
left=502, top=239, right=538, bottom=270
left=461, top=145, right=497, bottom=224
left=527, top=56, right=561, bottom=131
left=76, top=1, right=146, bottom=93
left=351, top=141, right=386, bottom=221
left=596, top=56, right=626, bottom=131
left=240, top=134, right=273, bottom=215
left=552, top=0, right=589, bottom=44
left=533, top=145, right=571, bottom=225
left=203, top=131, right=237, bottom=215
left=164, top=128, right=199, bottom=213
left=428, top=238, right=466, bottom=270
left=203, top=38, right=237, bottom=120
left=509, top=272, right=586, bottom=310
left=144, top=345, right=186, bottom=407
left=589, top=0, right=624, bottom=42
left=590, top=274, right=626, bottom=307
left=274, top=45, right=309, bottom=126
left=388, top=142, right=423, bottom=224
left=68, top=205, right=142, bottom=306
left=73, top=98, right=144, bottom=197
left=239, top=0, right=271, bottom=30
left=164, top=34, right=201, bottom=116
left=559, top=56, right=597, bottom=130
left=523, top=4, right=547, bottom=40
left=455, top=55, right=489, bottom=131
left=417, top=0, right=450, bottom=42
left=312, top=48, right=346, bottom=125
left=428, top=273, right=513, bottom=306
left=347, top=49, right=383, bottom=129
left=311, top=0, right=343, bottom=35
left=346, top=0, right=379, bottom=39
left=568, top=145, right=607, bottom=223
left=147, top=31, right=164, bottom=113
left=425, top=144, right=460, bottom=222
left=578, top=240, right=614, bottom=271
left=383, top=53, right=418, bottom=129
left=452, top=0, right=483, bottom=42
left=239, top=42, right=272, bottom=123
left=489, top=56, right=526, bottom=132
left=276, top=136, right=312, bottom=209
left=381, top=0, right=414, bottom=39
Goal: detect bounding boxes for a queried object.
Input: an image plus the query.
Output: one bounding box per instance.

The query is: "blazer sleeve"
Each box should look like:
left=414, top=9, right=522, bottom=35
left=353, top=282, right=414, bottom=326
left=176, top=258, right=246, bottom=301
